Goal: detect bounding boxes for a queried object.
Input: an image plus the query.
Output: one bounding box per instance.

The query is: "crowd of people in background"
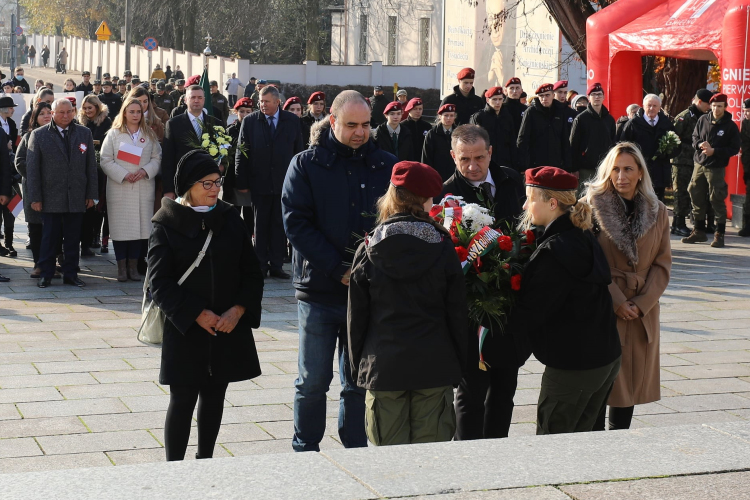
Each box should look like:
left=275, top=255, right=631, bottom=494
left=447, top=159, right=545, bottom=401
left=0, top=62, right=747, bottom=460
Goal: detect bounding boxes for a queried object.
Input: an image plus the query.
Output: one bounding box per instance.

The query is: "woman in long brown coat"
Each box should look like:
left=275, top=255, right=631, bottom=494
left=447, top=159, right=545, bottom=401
left=585, top=142, right=672, bottom=430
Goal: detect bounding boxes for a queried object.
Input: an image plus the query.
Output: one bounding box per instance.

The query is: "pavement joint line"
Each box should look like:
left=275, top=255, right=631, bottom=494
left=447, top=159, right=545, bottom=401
left=320, top=450, right=385, bottom=498
left=103, top=451, right=117, bottom=465
left=703, top=423, right=750, bottom=445
left=218, top=443, right=235, bottom=457
left=146, top=429, right=164, bottom=447
left=32, top=436, right=46, bottom=455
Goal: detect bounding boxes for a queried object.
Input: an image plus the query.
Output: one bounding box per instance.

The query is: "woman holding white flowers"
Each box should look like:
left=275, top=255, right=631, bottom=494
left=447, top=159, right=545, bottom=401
left=100, top=97, right=162, bottom=282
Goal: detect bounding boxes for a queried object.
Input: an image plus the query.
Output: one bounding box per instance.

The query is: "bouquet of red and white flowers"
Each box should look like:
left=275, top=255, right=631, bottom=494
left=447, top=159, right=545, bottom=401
left=430, top=195, right=536, bottom=370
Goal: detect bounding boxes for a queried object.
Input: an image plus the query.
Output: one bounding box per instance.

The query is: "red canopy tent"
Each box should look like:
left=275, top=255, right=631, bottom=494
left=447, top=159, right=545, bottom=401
left=587, top=0, right=749, bottom=213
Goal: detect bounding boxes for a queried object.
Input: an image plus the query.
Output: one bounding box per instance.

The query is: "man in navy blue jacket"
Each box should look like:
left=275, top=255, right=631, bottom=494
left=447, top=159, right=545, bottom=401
left=236, top=86, right=303, bottom=278
left=282, top=90, right=397, bottom=452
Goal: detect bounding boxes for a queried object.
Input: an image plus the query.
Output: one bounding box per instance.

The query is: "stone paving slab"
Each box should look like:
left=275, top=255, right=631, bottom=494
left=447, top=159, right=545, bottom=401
left=560, top=471, right=750, bottom=500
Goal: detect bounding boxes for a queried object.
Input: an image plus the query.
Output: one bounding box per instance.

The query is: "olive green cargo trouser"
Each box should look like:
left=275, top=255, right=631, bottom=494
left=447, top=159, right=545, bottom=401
left=365, top=386, right=455, bottom=446
left=536, top=357, right=621, bottom=435
left=672, top=164, right=693, bottom=219
left=688, top=164, right=728, bottom=226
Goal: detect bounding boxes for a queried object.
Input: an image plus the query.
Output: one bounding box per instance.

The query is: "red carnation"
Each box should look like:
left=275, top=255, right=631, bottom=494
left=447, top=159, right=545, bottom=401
left=511, top=274, right=522, bottom=291
left=497, top=235, right=513, bottom=252
left=455, top=246, right=469, bottom=262
left=524, top=230, right=536, bottom=245
left=502, top=263, right=510, bottom=269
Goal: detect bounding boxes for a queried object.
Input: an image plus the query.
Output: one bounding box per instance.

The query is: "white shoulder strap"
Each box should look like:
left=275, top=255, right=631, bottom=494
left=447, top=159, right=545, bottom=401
left=177, top=230, right=213, bottom=285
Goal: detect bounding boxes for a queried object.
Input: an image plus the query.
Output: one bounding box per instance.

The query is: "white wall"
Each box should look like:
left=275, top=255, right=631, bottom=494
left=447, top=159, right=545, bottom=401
left=26, top=33, right=441, bottom=90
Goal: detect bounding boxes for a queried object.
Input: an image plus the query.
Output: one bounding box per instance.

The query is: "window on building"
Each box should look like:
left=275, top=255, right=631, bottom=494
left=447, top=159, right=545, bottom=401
left=359, top=14, right=368, bottom=64
left=419, top=18, right=430, bottom=66
left=387, top=16, right=397, bottom=65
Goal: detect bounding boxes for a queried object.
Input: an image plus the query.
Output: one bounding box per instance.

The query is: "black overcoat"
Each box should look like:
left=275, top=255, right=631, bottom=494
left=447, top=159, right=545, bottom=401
left=372, top=122, right=416, bottom=161
left=619, top=109, right=677, bottom=188
left=422, top=124, right=455, bottom=182
left=470, top=105, right=517, bottom=170
left=148, top=198, right=264, bottom=385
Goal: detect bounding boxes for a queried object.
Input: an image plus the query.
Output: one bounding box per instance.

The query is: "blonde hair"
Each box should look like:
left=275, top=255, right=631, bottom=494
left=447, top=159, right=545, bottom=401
left=520, top=187, right=593, bottom=231
left=376, top=184, right=431, bottom=225
left=583, top=142, right=659, bottom=210
left=77, top=94, right=107, bottom=125
left=179, top=189, right=194, bottom=206
left=112, top=97, right=158, bottom=142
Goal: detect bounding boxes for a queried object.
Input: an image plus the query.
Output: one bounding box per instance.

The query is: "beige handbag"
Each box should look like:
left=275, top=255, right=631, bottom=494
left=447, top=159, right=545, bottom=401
left=138, top=230, right=213, bottom=345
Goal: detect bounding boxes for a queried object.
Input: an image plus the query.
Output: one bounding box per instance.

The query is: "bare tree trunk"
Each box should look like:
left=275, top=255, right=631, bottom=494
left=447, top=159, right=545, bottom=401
left=657, top=58, right=709, bottom=117
left=183, top=13, right=196, bottom=53
left=173, top=10, right=183, bottom=50
left=541, top=0, right=609, bottom=64
left=305, top=0, right=320, bottom=62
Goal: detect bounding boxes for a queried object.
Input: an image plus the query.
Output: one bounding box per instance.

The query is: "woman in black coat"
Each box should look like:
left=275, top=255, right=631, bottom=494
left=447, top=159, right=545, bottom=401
left=148, top=150, right=264, bottom=461
left=509, top=167, right=621, bottom=435
left=422, top=104, right=457, bottom=181
left=348, top=161, right=467, bottom=446
left=78, top=94, right=112, bottom=254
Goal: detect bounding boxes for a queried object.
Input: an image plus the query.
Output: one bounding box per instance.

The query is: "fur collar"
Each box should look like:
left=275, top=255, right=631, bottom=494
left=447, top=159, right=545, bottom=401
left=591, top=189, right=659, bottom=264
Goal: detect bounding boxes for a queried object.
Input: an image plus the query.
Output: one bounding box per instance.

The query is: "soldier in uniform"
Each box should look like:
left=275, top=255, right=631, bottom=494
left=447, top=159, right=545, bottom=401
left=91, top=80, right=102, bottom=96
left=569, top=82, right=616, bottom=191
left=683, top=93, right=741, bottom=248
left=250, top=80, right=266, bottom=110
left=170, top=79, right=185, bottom=104
left=671, top=89, right=712, bottom=237
left=401, top=97, right=432, bottom=157
left=370, top=86, right=388, bottom=126
left=116, top=80, right=127, bottom=97
left=76, top=71, right=94, bottom=95
left=440, top=67, right=484, bottom=125
left=102, top=73, right=111, bottom=83
left=98, top=80, right=122, bottom=119
left=504, top=77, right=527, bottom=169
left=470, top=86, right=516, bottom=170
left=553, top=80, right=577, bottom=137
left=517, top=83, right=572, bottom=172
left=300, top=91, right=327, bottom=145
left=123, top=70, right=132, bottom=85
left=372, top=101, right=415, bottom=161
left=396, top=89, right=408, bottom=105
left=210, top=80, right=230, bottom=127
left=149, top=79, right=158, bottom=94
left=154, top=81, right=175, bottom=115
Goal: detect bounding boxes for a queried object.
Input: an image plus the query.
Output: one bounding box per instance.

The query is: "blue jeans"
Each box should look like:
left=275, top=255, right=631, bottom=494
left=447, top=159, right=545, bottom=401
left=293, top=300, right=367, bottom=451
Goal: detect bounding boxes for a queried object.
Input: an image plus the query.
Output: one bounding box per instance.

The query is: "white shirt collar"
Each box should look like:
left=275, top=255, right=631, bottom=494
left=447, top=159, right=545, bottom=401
left=56, top=124, right=69, bottom=133
left=647, top=114, right=659, bottom=125
left=469, top=169, right=494, bottom=189
left=387, top=123, right=401, bottom=135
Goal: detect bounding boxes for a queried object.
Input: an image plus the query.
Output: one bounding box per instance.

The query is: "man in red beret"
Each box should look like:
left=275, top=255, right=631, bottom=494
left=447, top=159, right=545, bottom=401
left=683, top=92, right=741, bottom=248
left=469, top=87, right=517, bottom=170
left=372, top=101, right=415, bottom=161
left=553, top=80, right=577, bottom=136
left=401, top=97, right=432, bottom=155
left=570, top=82, right=616, bottom=191
left=439, top=124, right=526, bottom=441
left=440, top=67, right=485, bottom=126
left=301, top=91, right=327, bottom=145
left=517, top=83, right=571, bottom=172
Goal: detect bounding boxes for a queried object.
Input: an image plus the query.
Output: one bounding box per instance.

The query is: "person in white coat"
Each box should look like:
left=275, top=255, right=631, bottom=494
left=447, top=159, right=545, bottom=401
left=100, top=97, right=162, bottom=282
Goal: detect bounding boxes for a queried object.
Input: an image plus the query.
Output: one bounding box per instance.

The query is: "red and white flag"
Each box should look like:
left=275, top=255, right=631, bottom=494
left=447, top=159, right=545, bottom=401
left=7, top=194, right=22, bottom=217
left=116, top=142, right=143, bottom=165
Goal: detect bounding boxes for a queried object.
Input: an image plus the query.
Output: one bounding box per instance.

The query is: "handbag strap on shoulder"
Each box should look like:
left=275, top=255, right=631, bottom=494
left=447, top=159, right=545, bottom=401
left=177, top=229, right=213, bottom=285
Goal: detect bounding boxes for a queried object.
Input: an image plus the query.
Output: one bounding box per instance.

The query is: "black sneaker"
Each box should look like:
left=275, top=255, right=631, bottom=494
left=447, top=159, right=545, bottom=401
left=6, top=245, right=16, bottom=257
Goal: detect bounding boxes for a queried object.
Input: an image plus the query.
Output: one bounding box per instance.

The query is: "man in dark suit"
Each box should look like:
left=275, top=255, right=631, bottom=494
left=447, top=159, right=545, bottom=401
left=162, top=85, right=219, bottom=199
left=439, top=124, right=527, bottom=441
left=236, top=85, right=303, bottom=278
left=26, top=98, right=98, bottom=288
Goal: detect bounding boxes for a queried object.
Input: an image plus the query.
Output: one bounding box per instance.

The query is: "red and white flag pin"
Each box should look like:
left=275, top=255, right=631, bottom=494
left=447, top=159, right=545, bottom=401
left=8, top=194, right=22, bottom=217
left=116, top=142, right=143, bottom=165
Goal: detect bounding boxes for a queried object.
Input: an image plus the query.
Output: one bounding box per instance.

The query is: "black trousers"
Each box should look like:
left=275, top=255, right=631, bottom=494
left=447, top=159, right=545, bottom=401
left=28, top=222, right=42, bottom=264
left=455, top=331, right=522, bottom=440
left=253, top=194, right=285, bottom=271
left=80, top=206, right=97, bottom=248
left=0, top=205, right=14, bottom=234
left=39, top=212, right=83, bottom=279
left=236, top=205, right=254, bottom=236
left=593, top=405, right=635, bottom=431
left=164, top=381, right=229, bottom=461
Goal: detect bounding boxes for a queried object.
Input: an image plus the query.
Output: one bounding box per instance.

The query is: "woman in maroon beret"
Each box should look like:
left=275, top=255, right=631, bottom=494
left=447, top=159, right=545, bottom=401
left=348, top=161, right=468, bottom=446
left=508, top=166, right=622, bottom=435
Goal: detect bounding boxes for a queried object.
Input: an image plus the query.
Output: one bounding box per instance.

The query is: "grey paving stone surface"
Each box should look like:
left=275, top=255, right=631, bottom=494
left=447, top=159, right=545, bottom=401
left=0, top=452, right=377, bottom=500
left=321, top=424, right=750, bottom=498
left=0, top=218, right=750, bottom=482
left=560, top=471, right=750, bottom=500
left=397, top=488, right=571, bottom=499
